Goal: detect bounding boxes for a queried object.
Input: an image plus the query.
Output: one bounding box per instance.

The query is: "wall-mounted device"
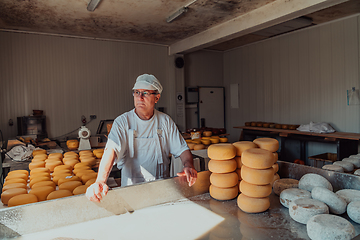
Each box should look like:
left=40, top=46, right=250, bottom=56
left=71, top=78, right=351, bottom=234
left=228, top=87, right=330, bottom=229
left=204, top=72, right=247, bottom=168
left=186, top=87, right=199, bottom=104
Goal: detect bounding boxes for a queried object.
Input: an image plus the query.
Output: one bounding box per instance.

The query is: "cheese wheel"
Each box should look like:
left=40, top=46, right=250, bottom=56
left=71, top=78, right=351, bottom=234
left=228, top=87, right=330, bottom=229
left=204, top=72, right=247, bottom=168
left=73, top=166, right=92, bottom=175
left=289, top=198, right=329, bottom=224
left=73, top=185, right=88, bottom=195
left=79, top=157, right=96, bottom=166
left=208, top=159, right=237, bottom=173
left=187, top=143, right=195, bottom=150
left=210, top=138, right=220, bottom=144
left=3, top=178, right=27, bottom=186
left=271, top=173, right=280, bottom=186
left=253, top=138, right=279, bottom=152
left=273, top=152, right=278, bottom=163
left=208, top=144, right=236, bottom=160
left=241, top=148, right=274, bottom=169
left=29, top=161, right=46, bottom=170
left=272, top=163, right=279, bottom=173
left=241, top=165, right=274, bottom=185
left=203, top=131, right=212, bottom=137
left=210, top=172, right=238, bottom=188
left=336, top=189, right=360, bottom=204
left=7, top=170, right=29, bottom=177
left=76, top=169, right=96, bottom=178
left=45, top=160, right=63, bottom=172
left=219, top=137, right=228, bottom=143
left=45, top=157, right=62, bottom=163
left=355, top=169, right=360, bottom=176
left=29, top=176, right=51, bottom=188
left=298, top=173, right=333, bottom=192
left=46, top=190, right=73, bottom=200
left=209, top=185, right=238, bottom=201
left=192, top=139, right=201, bottom=144
left=234, top=156, right=242, bottom=169
left=48, top=152, right=63, bottom=159
left=235, top=168, right=242, bottom=181
left=59, top=181, right=83, bottom=192
left=52, top=173, right=73, bottom=185
left=5, top=173, right=28, bottom=181
left=272, top=178, right=299, bottom=196
left=52, top=169, right=72, bottom=177
left=85, top=178, right=97, bottom=187
left=342, top=158, right=360, bottom=168
left=307, top=214, right=356, bottom=240
left=2, top=183, right=27, bottom=192
left=7, top=193, right=38, bottom=207
left=347, top=201, right=360, bottom=224
left=58, top=175, right=81, bottom=186
left=29, top=186, right=54, bottom=201
left=201, top=139, right=211, bottom=145
left=93, top=149, right=104, bottom=154
left=333, top=161, right=354, bottom=172
left=94, top=152, right=103, bottom=159
left=31, top=158, right=45, bottom=163
left=311, top=187, right=347, bottom=214
left=32, top=149, right=47, bottom=156
left=32, top=154, right=47, bottom=160
left=64, top=151, right=78, bottom=157
left=74, top=162, right=92, bottom=169
left=279, top=188, right=311, bottom=208
left=1, top=188, right=27, bottom=205
left=30, top=172, right=50, bottom=180
left=63, top=159, right=80, bottom=168
left=54, top=165, right=73, bottom=172
left=31, top=181, right=56, bottom=190
left=81, top=173, right=98, bottom=184
left=30, top=167, right=50, bottom=174
left=239, top=180, right=272, bottom=198
left=321, top=164, right=344, bottom=172
left=237, top=193, right=270, bottom=213
left=232, top=141, right=257, bottom=157
left=193, top=144, right=205, bottom=151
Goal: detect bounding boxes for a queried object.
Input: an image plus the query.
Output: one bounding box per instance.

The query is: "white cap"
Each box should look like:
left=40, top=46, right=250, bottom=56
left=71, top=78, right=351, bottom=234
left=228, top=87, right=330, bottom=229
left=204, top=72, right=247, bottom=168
left=132, top=74, right=163, bottom=94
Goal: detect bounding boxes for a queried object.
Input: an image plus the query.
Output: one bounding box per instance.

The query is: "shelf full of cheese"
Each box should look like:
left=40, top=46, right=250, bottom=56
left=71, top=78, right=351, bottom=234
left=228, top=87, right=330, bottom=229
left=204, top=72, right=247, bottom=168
left=186, top=130, right=228, bottom=151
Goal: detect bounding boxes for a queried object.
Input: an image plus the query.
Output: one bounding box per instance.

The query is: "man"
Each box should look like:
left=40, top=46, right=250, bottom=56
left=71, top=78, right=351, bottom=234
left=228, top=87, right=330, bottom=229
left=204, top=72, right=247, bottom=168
left=86, top=74, right=197, bottom=202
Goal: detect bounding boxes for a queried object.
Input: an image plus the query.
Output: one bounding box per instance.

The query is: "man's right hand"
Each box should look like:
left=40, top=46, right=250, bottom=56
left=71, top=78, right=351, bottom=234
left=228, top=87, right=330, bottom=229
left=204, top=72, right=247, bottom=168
left=86, top=182, right=109, bottom=202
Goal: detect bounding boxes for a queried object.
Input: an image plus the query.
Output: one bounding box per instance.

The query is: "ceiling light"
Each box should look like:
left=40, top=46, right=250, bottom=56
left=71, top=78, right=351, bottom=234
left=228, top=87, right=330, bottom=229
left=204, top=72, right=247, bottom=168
left=87, top=0, right=102, bottom=12
left=167, top=7, right=188, bottom=23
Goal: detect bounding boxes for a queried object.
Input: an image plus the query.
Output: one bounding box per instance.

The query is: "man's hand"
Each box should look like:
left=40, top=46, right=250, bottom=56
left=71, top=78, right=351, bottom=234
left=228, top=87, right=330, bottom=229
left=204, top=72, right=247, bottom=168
left=86, top=182, right=109, bottom=202
left=177, top=166, right=197, bottom=187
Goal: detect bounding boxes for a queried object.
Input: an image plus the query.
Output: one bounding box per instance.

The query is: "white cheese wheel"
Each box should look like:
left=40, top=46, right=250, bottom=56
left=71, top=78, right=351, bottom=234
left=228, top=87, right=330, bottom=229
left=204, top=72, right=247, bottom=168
left=1, top=188, right=28, bottom=205
left=336, top=189, right=360, bottom=204
left=241, top=165, right=274, bottom=185
left=347, top=201, right=360, bottom=224
left=241, top=148, right=274, bottom=169
left=289, top=198, right=329, bottom=224
left=342, top=158, right=360, bottom=168
left=333, top=161, right=354, bottom=172
left=59, top=181, right=83, bottom=192
left=239, top=180, right=271, bottom=198
left=237, top=193, right=270, bottom=213
left=31, top=181, right=56, bottom=190
left=234, top=156, right=242, bottom=168
left=298, top=173, right=333, bottom=192
left=7, top=193, right=38, bottom=207
left=46, top=190, right=73, bottom=200
left=306, top=214, right=356, bottom=240
left=208, top=144, right=237, bottom=160
left=209, top=184, right=238, bottom=201
left=210, top=172, right=238, bottom=188
left=322, top=164, right=344, bottom=172
left=232, top=141, right=257, bottom=157
left=311, top=187, right=347, bottom=215
left=273, top=178, right=299, bottom=196
left=253, top=138, right=279, bottom=152
left=279, top=188, right=311, bottom=208
left=208, top=159, right=237, bottom=173
left=29, top=186, right=54, bottom=201
left=354, top=169, right=360, bottom=176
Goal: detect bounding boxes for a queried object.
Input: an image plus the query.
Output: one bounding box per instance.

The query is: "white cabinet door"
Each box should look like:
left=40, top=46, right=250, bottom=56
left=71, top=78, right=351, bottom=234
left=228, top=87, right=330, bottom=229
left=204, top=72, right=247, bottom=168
left=199, top=87, right=225, bottom=128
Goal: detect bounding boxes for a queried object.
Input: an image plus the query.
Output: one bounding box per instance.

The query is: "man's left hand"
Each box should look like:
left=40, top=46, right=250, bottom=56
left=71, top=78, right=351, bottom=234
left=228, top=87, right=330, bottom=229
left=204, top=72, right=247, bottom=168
left=177, top=167, right=197, bottom=187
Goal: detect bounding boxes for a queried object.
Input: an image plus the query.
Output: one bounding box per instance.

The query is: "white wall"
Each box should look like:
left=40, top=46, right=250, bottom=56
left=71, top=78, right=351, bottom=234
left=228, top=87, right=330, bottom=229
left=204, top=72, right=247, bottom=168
left=0, top=32, right=180, bottom=141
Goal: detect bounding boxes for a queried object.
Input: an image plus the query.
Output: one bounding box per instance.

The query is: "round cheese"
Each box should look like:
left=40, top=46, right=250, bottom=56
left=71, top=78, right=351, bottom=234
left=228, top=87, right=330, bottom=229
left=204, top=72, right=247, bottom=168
left=58, top=175, right=82, bottom=186
left=336, top=189, right=360, bottom=204
left=30, top=172, right=50, bottom=181
left=273, top=178, right=299, bottom=196
left=273, top=152, right=278, bottom=163
left=210, top=172, right=238, bottom=188
left=208, top=159, right=237, bottom=173
left=272, top=163, right=279, bottom=173
left=29, top=161, right=46, bottom=170
left=85, top=178, right=97, bottom=187
left=203, top=131, right=212, bottom=137
left=48, top=152, right=63, bottom=159
left=241, top=165, right=274, bottom=185
left=1, top=188, right=27, bottom=205
left=232, top=141, right=257, bottom=157
left=31, top=181, right=56, bottom=190
left=75, top=169, right=96, bottom=178
left=64, top=151, right=78, bottom=157
left=342, top=158, right=360, bottom=168
left=354, top=169, right=360, bottom=176
left=47, top=190, right=73, bottom=200
left=45, top=160, right=63, bottom=172
left=52, top=169, right=72, bottom=177
left=209, top=184, right=238, bottom=201
left=3, top=178, right=27, bottom=186
left=74, top=162, right=92, bottom=169
left=219, top=137, right=228, bottom=143
left=7, top=193, right=38, bottom=207
left=279, top=188, right=311, bottom=208
left=311, top=187, right=347, bottom=215
left=253, top=138, right=279, bottom=152
left=289, top=198, right=329, bottom=224
left=208, top=144, right=236, bottom=160
left=234, top=156, right=242, bottom=168
left=237, top=193, right=270, bottom=213
left=73, top=166, right=91, bottom=175
left=59, top=181, right=83, bottom=192
left=271, top=173, right=280, bottom=186
left=322, top=164, right=344, bottom=172
left=241, top=148, right=274, bottom=169
left=240, top=180, right=271, bottom=198
left=30, top=167, right=50, bottom=174
left=54, top=165, right=73, bottom=172
left=79, top=157, right=96, bottom=166
left=52, top=173, right=73, bottom=185
left=201, top=139, right=211, bottom=145
left=45, top=157, right=61, bottom=163
left=73, top=185, right=88, bottom=195
left=210, top=138, right=220, bottom=144
left=81, top=173, right=98, bottom=184
left=29, top=176, right=51, bottom=188
left=32, top=149, right=47, bottom=156
left=193, top=144, right=205, bottom=151
left=2, top=183, right=27, bottom=192
left=5, top=173, right=28, bottom=181
left=32, top=154, right=47, bottom=160
left=79, top=150, right=93, bottom=155
left=7, top=170, right=29, bottom=177
left=93, top=149, right=104, bottom=154
left=307, top=214, right=356, bottom=240
left=29, top=186, right=54, bottom=201
left=333, top=161, right=354, bottom=172
left=298, top=173, right=333, bottom=192
left=63, top=159, right=80, bottom=168
left=347, top=201, right=360, bottom=224
left=235, top=168, right=241, bottom=181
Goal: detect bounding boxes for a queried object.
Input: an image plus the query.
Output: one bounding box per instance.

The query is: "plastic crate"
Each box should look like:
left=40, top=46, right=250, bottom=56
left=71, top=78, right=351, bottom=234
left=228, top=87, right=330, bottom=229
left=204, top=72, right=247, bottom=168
left=308, top=153, right=337, bottom=168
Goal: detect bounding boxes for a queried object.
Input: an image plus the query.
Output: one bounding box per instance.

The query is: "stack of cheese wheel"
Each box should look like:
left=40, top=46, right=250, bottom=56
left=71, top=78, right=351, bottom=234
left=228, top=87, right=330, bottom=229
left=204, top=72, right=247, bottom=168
left=238, top=147, right=275, bottom=213
left=232, top=141, right=258, bottom=184
left=45, top=152, right=64, bottom=173
left=93, top=149, right=104, bottom=159
left=208, top=143, right=238, bottom=201
left=73, top=162, right=97, bottom=187
left=62, top=151, right=80, bottom=168
left=29, top=152, right=48, bottom=170
left=253, top=138, right=280, bottom=186
left=79, top=150, right=97, bottom=167
left=1, top=170, right=29, bottom=205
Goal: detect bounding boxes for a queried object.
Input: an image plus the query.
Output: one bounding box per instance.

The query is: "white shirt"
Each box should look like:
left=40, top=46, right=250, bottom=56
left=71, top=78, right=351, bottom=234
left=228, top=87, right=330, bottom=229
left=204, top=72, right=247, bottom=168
left=106, top=109, right=189, bottom=186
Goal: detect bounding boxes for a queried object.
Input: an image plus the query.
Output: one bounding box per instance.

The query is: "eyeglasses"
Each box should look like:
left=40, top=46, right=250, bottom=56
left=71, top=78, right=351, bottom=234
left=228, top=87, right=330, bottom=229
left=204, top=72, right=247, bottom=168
left=133, top=90, right=158, bottom=98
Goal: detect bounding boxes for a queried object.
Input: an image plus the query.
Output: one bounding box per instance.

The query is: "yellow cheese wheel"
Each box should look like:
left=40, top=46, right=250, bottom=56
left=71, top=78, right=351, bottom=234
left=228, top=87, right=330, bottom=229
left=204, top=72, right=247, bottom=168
left=46, top=190, right=73, bottom=200
left=32, top=154, right=48, bottom=160
left=45, top=161, right=63, bottom=172
left=73, top=166, right=92, bottom=175
left=54, top=165, right=73, bottom=172
left=2, top=183, right=27, bottom=192
left=93, top=149, right=104, bottom=154
left=235, top=156, right=242, bottom=168
left=59, top=181, right=83, bottom=192
left=235, top=168, right=242, bottom=181
left=30, top=172, right=50, bottom=181
left=253, top=138, right=279, bottom=152
left=193, top=144, right=206, bottom=151
left=241, top=165, right=274, bottom=185
left=79, top=150, right=93, bottom=156
left=62, top=155, right=79, bottom=162
left=52, top=173, right=73, bottom=185
left=29, top=186, right=54, bottom=201
left=31, top=181, right=56, bottom=190
left=30, top=167, right=50, bottom=174
left=209, top=185, right=239, bottom=201
left=1, top=188, right=27, bottom=205
left=271, top=173, right=280, bottom=186
left=8, top=193, right=38, bottom=207
left=7, top=170, right=29, bottom=177
left=202, top=137, right=211, bottom=140
left=81, top=173, right=98, bottom=184
left=29, top=161, right=46, bottom=170
left=80, top=157, right=96, bottom=166
left=45, top=157, right=62, bottom=162
left=32, top=149, right=47, bottom=156
left=73, top=185, right=88, bottom=195
left=232, top=141, right=258, bottom=157
left=3, top=178, right=27, bottom=186
left=85, top=178, right=97, bottom=187
left=66, top=140, right=79, bottom=150
left=208, top=144, right=237, bottom=160
left=273, top=152, right=278, bottom=163
left=241, top=148, right=274, bottom=169
left=208, top=159, right=237, bottom=174
left=193, top=139, right=201, bottom=144
left=64, top=151, right=78, bottom=157
left=237, top=193, right=270, bottom=213
left=187, top=143, right=195, bottom=150
left=74, top=162, right=92, bottom=169
left=58, top=175, right=82, bottom=186
left=52, top=169, right=72, bottom=177
left=210, top=172, right=239, bottom=188
left=48, top=152, right=63, bottom=158
left=239, top=180, right=272, bottom=198
left=219, top=137, right=228, bottom=143
left=75, top=169, right=95, bottom=177
left=272, top=163, right=279, bottom=173
left=94, top=152, right=103, bottom=159
left=5, top=173, right=28, bottom=181
left=29, top=176, right=51, bottom=188
left=210, top=138, right=220, bottom=144
left=201, top=139, right=211, bottom=145
left=203, top=131, right=212, bottom=137
left=63, top=159, right=80, bottom=168
left=31, top=158, right=46, bottom=163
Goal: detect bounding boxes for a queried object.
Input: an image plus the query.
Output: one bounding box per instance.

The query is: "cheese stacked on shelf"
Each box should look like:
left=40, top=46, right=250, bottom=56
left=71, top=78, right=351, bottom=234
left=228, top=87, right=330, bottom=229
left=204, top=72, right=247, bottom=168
left=208, top=143, right=238, bottom=201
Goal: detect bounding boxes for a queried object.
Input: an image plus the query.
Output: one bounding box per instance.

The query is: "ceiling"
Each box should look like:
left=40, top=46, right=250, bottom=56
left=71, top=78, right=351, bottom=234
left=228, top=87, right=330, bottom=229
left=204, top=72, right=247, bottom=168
left=0, top=0, right=359, bottom=54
